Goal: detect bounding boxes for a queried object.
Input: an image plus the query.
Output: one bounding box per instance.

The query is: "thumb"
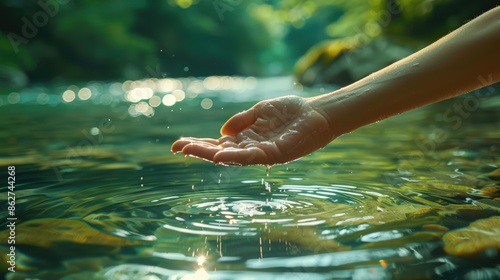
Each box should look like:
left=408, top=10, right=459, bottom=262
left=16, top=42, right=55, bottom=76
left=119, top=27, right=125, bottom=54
left=220, top=107, right=256, bottom=136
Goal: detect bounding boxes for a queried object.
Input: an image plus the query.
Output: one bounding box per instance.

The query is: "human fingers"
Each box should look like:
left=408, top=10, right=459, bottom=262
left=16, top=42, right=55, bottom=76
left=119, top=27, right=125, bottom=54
left=220, top=107, right=257, bottom=136
left=213, top=146, right=269, bottom=165
left=180, top=142, right=222, bottom=162
left=171, top=137, right=219, bottom=153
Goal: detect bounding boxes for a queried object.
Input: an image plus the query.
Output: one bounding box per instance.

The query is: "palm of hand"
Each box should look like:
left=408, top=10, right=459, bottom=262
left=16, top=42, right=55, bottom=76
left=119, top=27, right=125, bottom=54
left=171, top=95, right=334, bottom=165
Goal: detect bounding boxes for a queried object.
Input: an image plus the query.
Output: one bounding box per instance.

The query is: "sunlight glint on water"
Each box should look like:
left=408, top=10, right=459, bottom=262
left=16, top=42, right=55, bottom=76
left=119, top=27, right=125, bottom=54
left=0, top=77, right=499, bottom=280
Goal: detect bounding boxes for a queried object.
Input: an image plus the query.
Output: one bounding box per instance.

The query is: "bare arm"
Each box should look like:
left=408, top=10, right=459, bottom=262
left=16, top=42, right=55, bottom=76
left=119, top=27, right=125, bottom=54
left=309, top=6, right=500, bottom=138
left=172, top=7, right=500, bottom=165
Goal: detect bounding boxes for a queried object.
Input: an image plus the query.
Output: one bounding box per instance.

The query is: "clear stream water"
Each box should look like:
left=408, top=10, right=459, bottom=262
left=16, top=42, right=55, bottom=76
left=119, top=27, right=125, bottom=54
left=1, top=77, right=499, bottom=279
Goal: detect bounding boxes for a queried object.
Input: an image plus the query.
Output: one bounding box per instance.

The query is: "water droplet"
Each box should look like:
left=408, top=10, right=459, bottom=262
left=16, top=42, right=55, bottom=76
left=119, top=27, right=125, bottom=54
left=264, top=180, right=271, bottom=192
left=266, top=165, right=272, bottom=176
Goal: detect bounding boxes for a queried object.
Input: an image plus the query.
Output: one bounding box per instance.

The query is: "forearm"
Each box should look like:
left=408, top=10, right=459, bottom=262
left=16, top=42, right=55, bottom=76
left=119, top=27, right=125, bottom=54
left=309, top=6, right=500, bottom=137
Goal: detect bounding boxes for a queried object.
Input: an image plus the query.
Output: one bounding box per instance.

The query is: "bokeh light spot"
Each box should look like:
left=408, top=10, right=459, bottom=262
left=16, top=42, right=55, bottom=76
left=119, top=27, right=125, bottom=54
left=201, top=98, right=213, bottom=110
left=149, top=96, right=161, bottom=107
left=62, top=90, right=76, bottom=103
left=8, top=92, right=20, bottom=104
left=37, top=93, right=49, bottom=105
left=172, top=89, right=185, bottom=102
left=78, top=87, right=92, bottom=100
left=162, top=94, right=176, bottom=106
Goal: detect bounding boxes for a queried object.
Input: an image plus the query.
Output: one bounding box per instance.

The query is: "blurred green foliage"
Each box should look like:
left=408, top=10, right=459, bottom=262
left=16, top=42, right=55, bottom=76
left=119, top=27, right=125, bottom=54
left=0, top=0, right=497, bottom=87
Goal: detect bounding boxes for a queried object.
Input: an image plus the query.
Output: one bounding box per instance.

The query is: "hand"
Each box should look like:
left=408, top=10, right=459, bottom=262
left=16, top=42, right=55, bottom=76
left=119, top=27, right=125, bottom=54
left=171, top=95, right=336, bottom=165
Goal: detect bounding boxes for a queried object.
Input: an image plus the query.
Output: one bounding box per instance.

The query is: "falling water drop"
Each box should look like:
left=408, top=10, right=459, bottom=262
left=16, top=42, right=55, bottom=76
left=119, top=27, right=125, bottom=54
left=266, top=165, right=272, bottom=177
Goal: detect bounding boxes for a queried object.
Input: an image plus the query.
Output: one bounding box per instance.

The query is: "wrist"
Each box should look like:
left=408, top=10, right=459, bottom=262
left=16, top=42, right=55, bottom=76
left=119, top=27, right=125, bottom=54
left=306, top=76, right=394, bottom=137
left=306, top=88, right=361, bottom=137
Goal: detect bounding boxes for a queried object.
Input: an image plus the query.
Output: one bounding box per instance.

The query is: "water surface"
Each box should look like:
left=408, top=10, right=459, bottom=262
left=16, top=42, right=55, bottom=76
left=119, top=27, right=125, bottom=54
left=1, top=77, right=499, bottom=279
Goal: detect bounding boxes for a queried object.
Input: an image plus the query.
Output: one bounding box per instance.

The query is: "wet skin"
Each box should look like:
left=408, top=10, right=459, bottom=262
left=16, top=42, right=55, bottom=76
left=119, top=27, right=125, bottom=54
left=171, top=95, right=335, bottom=165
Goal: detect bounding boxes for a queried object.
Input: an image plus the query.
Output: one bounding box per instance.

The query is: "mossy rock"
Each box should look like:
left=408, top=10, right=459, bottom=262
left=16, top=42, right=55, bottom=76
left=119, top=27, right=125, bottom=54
left=442, top=216, right=500, bottom=258
left=0, top=218, right=150, bottom=248
left=479, top=186, right=500, bottom=198
left=263, top=226, right=350, bottom=253
left=294, top=37, right=412, bottom=86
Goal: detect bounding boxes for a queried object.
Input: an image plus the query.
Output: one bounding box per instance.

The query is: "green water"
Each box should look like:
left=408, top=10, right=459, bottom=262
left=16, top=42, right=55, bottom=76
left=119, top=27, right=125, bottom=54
left=1, top=77, right=499, bottom=279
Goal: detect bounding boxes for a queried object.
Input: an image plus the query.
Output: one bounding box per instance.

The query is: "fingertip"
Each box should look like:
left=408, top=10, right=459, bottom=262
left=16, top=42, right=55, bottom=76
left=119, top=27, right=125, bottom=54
left=171, top=139, right=187, bottom=153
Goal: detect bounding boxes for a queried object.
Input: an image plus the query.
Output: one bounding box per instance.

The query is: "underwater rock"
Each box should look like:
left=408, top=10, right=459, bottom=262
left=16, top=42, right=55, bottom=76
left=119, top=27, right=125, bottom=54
left=0, top=218, right=149, bottom=248
left=442, top=216, right=500, bottom=258
left=405, top=204, right=480, bottom=219
left=263, top=226, right=350, bottom=253
left=294, top=37, right=413, bottom=86
left=479, top=186, right=500, bottom=198
left=422, top=224, right=449, bottom=232
left=404, top=204, right=496, bottom=230
left=84, top=211, right=162, bottom=236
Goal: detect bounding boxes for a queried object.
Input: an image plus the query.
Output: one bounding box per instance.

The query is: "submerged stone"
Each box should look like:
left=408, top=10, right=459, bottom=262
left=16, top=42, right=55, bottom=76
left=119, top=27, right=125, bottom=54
left=422, top=224, right=449, bottom=232
left=294, top=37, right=412, bottom=86
left=263, top=226, right=350, bottom=253
left=0, top=218, right=149, bottom=248
left=479, top=186, right=500, bottom=198
left=443, top=216, right=500, bottom=258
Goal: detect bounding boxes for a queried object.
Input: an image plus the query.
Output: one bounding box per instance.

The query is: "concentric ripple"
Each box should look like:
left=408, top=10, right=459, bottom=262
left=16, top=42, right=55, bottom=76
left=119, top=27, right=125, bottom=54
left=2, top=78, right=498, bottom=280
left=149, top=180, right=382, bottom=240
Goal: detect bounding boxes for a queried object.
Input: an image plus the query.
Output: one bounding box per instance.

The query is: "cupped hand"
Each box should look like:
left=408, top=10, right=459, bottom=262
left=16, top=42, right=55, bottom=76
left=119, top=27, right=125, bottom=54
left=171, top=95, right=336, bottom=165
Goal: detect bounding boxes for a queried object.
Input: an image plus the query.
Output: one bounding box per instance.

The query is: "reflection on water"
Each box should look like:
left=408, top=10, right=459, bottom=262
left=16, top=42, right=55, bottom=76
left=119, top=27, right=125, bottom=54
left=0, top=77, right=499, bottom=279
